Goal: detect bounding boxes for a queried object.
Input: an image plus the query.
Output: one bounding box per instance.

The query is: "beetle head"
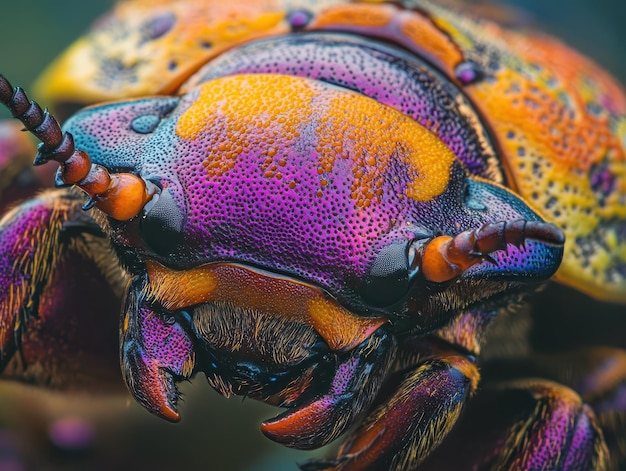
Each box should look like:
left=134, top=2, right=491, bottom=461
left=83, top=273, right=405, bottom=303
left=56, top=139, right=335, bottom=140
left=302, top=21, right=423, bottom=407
left=24, top=74, right=564, bottom=332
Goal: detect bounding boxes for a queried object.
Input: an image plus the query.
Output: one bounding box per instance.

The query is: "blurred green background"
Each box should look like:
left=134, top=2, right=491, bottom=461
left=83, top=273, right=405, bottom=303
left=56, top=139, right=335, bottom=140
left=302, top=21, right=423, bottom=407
left=0, top=1, right=112, bottom=100
left=0, top=1, right=624, bottom=470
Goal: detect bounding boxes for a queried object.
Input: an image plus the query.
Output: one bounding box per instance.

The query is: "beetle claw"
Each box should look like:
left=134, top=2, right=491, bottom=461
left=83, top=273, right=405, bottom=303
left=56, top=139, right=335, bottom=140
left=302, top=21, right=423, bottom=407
left=121, top=339, right=182, bottom=422
left=120, top=280, right=195, bottom=422
left=260, top=326, right=395, bottom=450
left=305, top=339, right=480, bottom=471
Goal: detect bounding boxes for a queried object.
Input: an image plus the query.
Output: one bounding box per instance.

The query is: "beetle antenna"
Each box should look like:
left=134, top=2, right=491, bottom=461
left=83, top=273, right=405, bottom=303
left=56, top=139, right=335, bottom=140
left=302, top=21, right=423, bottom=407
left=418, top=219, right=565, bottom=283
left=0, top=74, right=156, bottom=221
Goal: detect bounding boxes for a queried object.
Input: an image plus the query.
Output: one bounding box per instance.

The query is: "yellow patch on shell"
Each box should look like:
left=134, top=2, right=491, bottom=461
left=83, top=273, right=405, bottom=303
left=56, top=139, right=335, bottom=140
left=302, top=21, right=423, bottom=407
left=470, top=49, right=626, bottom=302
left=176, top=74, right=456, bottom=206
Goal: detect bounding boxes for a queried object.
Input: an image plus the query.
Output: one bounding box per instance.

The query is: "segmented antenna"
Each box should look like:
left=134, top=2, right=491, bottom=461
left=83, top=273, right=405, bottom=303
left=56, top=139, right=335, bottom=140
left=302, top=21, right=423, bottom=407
left=0, top=74, right=156, bottom=220
left=419, top=219, right=565, bottom=283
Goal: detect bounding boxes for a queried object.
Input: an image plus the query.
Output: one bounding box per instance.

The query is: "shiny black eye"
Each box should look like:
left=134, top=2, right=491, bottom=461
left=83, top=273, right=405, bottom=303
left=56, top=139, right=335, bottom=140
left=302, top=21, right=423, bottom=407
left=140, top=188, right=185, bottom=257
left=360, top=242, right=411, bottom=307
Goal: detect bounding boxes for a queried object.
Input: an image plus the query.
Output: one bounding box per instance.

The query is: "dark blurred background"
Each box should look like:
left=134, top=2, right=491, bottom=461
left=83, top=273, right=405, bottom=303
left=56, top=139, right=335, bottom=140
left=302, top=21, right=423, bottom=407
left=0, top=1, right=624, bottom=470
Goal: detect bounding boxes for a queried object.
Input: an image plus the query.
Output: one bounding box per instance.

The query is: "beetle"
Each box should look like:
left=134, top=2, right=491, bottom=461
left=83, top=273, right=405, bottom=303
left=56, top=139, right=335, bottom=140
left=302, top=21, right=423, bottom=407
left=0, top=0, right=625, bottom=469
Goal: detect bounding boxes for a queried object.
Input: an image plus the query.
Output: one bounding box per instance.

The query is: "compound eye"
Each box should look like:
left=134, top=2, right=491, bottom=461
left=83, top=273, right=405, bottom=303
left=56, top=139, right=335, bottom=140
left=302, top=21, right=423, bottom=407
left=360, top=242, right=410, bottom=307
left=140, top=188, right=185, bottom=257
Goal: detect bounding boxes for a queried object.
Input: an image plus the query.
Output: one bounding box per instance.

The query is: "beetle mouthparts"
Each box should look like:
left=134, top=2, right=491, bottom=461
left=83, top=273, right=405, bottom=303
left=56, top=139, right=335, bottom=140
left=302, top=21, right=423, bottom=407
left=0, top=74, right=156, bottom=221
left=419, top=219, right=565, bottom=283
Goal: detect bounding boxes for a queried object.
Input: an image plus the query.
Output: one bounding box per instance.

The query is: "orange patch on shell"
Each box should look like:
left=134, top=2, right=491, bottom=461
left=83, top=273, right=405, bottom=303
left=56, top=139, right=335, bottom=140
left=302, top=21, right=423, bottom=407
left=146, top=260, right=387, bottom=351
left=176, top=74, right=456, bottom=207
left=310, top=3, right=464, bottom=77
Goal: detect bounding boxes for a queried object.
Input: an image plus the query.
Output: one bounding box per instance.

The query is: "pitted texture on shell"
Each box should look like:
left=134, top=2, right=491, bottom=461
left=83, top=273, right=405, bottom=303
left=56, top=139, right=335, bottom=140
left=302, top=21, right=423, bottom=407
left=62, top=97, right=179, bottom=174
left=65, top=73, right=562, bottom=304
left=171, top=74, right=456, bottom=286
left=176, top=75, right=456, bottom=205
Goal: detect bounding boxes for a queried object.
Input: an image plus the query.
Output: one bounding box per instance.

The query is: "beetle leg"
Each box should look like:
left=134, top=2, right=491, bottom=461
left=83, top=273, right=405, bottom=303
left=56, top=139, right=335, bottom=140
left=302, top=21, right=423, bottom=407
left=482, top=346, right=626, bottom=469
left=302, top=307, right=498, bottom=470
left=418, top=379, right=608, bottom=471
left=302, top=337, right=479, bottom=471
left=0, top=188, right=123, bottom=389
left=120, top=278, right=195, bottom=422
left=260, top=324, right=395, bottom=450
left=548, top=347, right=626, bottom=470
